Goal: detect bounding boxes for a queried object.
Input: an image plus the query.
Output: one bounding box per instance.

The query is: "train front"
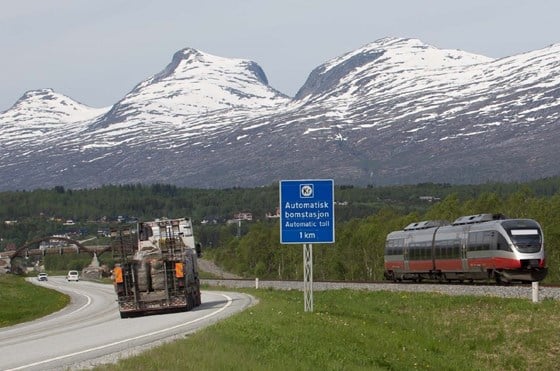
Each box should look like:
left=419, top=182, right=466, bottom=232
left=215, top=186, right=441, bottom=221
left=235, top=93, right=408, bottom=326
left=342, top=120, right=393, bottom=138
left=498, top=219, right=548, bottom=282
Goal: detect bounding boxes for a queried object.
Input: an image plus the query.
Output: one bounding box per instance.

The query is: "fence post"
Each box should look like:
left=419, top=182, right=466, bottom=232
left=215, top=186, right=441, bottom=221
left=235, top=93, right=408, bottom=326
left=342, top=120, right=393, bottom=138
left=532, top=281, right=539, bottom=303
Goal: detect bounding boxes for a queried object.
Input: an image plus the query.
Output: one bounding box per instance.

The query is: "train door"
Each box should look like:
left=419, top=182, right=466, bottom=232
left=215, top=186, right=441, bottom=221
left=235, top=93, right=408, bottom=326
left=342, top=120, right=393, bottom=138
left=403, top=236, right=411, bottom=272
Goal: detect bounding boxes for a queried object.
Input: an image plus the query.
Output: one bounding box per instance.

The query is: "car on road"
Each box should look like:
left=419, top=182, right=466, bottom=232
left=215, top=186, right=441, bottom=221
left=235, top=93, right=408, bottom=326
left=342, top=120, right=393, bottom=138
left=67, top=270, right=79, bottom=282
left=37, top=272, right=48, bottom=281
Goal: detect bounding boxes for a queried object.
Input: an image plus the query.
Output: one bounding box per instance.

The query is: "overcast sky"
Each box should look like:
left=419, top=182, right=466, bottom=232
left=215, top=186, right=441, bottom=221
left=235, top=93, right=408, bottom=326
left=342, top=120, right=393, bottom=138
left=1, top=0, right=558, bottom=112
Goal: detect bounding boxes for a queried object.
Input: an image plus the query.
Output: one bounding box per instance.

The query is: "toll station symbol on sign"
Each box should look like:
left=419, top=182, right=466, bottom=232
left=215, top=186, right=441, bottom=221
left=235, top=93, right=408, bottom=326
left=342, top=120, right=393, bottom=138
left=280, top=179, right=335, bottom=244
left=300, top=184, right=314, bottom=198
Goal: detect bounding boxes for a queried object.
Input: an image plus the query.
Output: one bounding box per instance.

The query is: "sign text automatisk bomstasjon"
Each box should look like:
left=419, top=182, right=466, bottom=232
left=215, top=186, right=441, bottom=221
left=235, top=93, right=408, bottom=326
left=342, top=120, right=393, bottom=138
left=284, top=201, right=331, bottom=227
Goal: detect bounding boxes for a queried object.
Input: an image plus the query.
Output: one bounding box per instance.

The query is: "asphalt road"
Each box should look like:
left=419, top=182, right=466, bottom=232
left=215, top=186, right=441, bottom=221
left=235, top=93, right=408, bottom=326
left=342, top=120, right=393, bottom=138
left=0, top=277, right=254, bottom=370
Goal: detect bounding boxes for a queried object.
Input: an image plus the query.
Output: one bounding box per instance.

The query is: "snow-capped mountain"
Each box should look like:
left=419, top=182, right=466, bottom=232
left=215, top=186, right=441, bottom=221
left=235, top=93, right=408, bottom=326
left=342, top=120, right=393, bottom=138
left=92, top=48, right=290, bottom=129
left=0, top=37, right=559, bottom=190
left=295, top=37, right=493, bottom=102
left=287, top=37, right=560, bottom=184
left=0, top=89, right=108, bottom=145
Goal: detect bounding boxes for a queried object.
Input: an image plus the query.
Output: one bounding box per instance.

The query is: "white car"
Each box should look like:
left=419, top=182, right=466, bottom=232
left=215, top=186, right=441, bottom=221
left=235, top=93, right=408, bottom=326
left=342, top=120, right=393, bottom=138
left=37, top=272, right=48, bottom=281
left=67, top=270, right=79, bottom=282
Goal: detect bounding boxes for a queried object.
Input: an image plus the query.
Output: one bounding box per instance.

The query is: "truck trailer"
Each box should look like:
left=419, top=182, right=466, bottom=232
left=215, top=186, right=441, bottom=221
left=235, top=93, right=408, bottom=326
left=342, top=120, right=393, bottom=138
left=111, top=217, right=202, bottom=318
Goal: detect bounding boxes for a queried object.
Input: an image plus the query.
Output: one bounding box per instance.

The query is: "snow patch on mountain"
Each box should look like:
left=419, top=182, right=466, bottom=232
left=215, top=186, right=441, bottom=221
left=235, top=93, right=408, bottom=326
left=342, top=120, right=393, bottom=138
left=89, top=48, right=291, bottom=134
left=292, top=38, right=560, bottom=148
left=295, top=37, right=493, bottom=100
left=0, top=89, right=109, bottom=144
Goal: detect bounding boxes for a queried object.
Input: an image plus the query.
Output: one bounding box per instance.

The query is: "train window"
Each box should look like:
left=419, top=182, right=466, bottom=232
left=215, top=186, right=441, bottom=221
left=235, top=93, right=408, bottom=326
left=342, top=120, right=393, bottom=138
left=385, top=238, right=404, bottom=255
left=407, top=241, right=431, bottom=260
left=423, top=245, right=431, bottom=259
left=434, top=240, right=443, bottom=258
left=385, top=242, right=390, bottom=255
left=433, top=239, right=459, bottom=259
left=496, top=233, right=512, bottom=251
left=467, top=232, right=478, bottom=251
left=502, top=220, right=542, bottom=253
left=510, top=230, right=541, bottom=243
left=452, top=240, right=461, bottom=258
left=483, top=231, right=496, bottom=250
left=409, top=243, right=417, bottom=260
left=510, top=231, right=541, bottom=253
left=468, top=231, right=490, bottom=251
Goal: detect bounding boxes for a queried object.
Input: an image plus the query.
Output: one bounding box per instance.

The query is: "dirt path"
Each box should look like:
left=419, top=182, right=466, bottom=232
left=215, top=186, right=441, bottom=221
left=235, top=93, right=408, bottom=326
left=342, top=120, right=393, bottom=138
left=197, top=258, right=242, bottom=279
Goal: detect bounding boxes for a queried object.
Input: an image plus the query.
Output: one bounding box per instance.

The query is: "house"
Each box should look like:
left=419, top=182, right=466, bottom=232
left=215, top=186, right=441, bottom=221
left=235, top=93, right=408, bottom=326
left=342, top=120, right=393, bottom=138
left=265, top=207, right=280, bottom=219
left=233, top=212, right=253, bottom=221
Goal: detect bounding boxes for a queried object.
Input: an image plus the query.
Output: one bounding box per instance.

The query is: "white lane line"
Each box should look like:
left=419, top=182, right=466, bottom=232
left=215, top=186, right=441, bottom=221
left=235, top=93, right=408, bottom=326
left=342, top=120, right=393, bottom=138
left=42, top=280, right=94, bottom=316
left=9, top=280, right=93, bottom=330
left=31, top=278, right=93, bottom=315
left=65, top=288, right=93, bottom=316
left=6, top=293, right=233, bottom=371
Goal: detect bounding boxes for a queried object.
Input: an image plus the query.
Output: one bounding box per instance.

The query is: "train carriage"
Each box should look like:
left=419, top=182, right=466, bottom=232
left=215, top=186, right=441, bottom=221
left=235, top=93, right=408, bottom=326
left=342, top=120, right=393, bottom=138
left=384, top=214, right=547, bottom=283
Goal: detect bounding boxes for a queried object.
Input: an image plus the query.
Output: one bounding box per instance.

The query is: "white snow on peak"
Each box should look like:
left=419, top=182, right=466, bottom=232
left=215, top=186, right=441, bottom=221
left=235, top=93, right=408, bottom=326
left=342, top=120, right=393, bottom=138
left=112, top=47, right=290, bottom=119
left=2, top=40, right=558, bottom=154
left=291, top=37, right=560, bottom=143
left=294, top=38, right=496, bottom=119
left=321, top=37, right=493, bottom=74
left=0, top=89, right=109, bottom=144
left=1, top=89, right=108, bottom=123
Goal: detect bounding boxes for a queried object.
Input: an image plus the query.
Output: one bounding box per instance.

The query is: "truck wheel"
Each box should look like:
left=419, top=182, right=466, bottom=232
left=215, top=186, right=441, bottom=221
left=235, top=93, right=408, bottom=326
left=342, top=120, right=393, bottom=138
left=186, top=294, right=194, bottom=310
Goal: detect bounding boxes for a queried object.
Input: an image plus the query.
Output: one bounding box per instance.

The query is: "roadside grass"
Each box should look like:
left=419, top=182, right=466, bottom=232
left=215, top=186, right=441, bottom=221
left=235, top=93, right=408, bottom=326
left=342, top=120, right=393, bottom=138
left=94, top=288, right=560, bottom=370
left=0, top=274, right=69, bottom=327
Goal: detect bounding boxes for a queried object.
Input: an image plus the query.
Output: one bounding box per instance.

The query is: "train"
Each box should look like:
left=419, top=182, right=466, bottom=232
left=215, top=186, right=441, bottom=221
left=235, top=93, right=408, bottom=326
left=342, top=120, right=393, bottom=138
left=384, top=213, right=548, bottom=283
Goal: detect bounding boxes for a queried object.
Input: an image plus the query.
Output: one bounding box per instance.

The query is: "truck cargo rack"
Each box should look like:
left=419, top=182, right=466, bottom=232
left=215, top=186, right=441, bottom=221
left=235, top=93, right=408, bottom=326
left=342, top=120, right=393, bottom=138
left=111, top=226, right=137, bottom=262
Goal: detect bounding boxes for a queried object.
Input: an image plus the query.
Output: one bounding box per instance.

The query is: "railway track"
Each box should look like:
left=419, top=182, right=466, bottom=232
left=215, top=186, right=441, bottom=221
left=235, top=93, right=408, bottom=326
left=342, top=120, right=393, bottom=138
left=201, top=278, right=560, bottom=301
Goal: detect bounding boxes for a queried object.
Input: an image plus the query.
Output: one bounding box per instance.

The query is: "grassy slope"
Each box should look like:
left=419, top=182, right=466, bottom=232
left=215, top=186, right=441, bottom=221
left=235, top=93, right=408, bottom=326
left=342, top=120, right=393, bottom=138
left=0, top=275, right=69, bottom=327
left=95, top=288, right=560, bottom=370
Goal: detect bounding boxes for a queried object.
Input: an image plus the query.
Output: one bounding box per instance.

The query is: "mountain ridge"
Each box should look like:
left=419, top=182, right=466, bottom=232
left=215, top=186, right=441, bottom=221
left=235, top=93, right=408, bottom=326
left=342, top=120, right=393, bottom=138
left=0, top=37, right=559, bottom=190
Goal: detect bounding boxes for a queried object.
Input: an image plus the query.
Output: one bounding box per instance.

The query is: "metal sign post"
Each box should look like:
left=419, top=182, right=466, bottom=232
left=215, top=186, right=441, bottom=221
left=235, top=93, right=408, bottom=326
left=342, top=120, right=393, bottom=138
left=303, top=243, right=313, bottom=312
left=280, top=179, right=334, bottom=313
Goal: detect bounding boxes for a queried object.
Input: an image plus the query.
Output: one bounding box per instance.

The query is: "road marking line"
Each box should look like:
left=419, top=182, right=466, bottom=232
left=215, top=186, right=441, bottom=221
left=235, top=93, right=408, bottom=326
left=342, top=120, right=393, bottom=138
left=6, top=293, right=233, bottom=371
left=66, top=289, right=93, bottom=315
left=23, top=278, right=92, bottom=321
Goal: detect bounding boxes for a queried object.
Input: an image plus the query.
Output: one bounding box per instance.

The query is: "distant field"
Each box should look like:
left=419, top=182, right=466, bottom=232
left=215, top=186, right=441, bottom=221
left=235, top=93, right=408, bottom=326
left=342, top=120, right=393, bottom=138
left=94, top=288, right=560, bottom=370
left=0, top=275, right=69, bottom=327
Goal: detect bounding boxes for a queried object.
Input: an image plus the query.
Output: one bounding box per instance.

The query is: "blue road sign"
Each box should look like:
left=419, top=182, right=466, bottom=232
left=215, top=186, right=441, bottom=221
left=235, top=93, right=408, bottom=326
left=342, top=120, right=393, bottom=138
left=280, top=179, right=335, bottom=244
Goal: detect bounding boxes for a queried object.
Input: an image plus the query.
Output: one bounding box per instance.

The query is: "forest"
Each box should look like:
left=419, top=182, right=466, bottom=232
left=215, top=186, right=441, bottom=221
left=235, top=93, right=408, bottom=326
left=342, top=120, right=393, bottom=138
left=1, top=177, right=560, bottom=282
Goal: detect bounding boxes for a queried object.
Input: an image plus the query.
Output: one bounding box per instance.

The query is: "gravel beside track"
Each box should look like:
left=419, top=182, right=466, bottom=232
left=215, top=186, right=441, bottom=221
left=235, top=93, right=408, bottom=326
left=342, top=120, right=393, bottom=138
left=202, top=279, right=560, bottom=301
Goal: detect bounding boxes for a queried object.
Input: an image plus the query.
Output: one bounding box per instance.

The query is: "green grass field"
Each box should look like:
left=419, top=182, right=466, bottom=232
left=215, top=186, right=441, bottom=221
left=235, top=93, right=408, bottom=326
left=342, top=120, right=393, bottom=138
left=93, top=288, right=560, bottom=371
left=0, top=274, right=69, bottom=327
left=2, top=275, right=560, bottom=370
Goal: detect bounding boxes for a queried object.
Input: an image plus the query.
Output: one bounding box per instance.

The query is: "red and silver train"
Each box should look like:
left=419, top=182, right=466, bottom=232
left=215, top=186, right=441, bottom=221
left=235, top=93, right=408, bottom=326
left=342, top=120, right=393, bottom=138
left=384, top=213, right=548, bottom=283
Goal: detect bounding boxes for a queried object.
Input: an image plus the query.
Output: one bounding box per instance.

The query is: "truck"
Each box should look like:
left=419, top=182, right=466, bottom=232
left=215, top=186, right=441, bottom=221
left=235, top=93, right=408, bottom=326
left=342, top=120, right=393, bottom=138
left=111, top=217, right=202, bottom=318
